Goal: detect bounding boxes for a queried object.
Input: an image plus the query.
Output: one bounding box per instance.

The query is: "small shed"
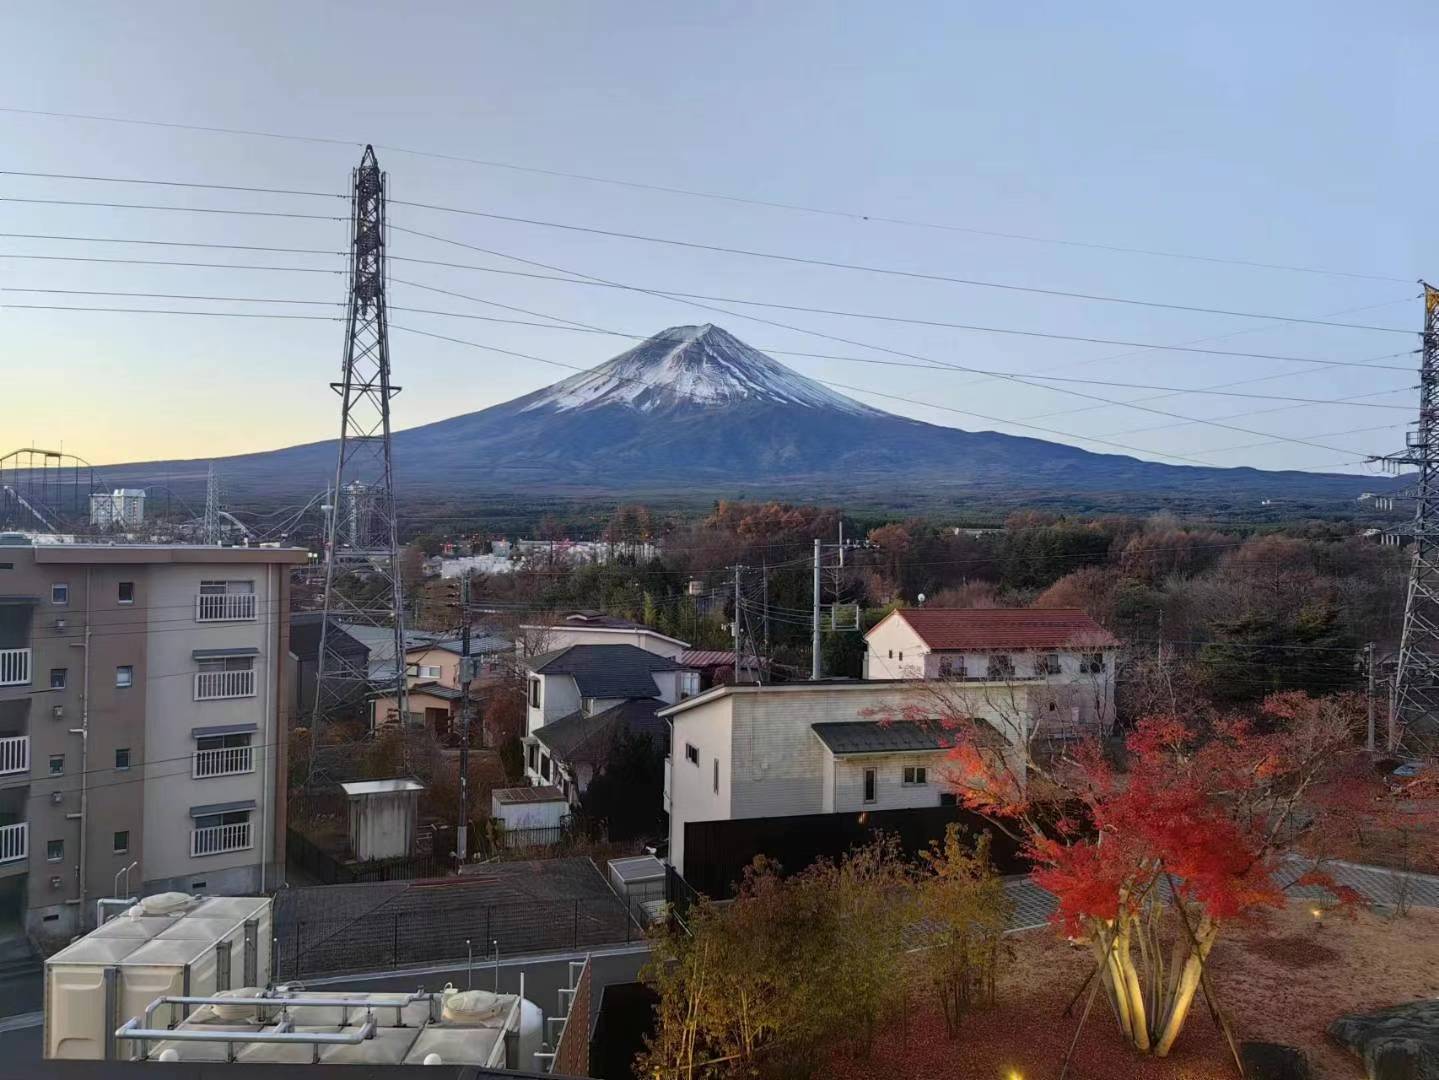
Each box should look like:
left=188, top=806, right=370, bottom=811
left=607, top=855, right=667, bottom=922
left=491, top=785, right=568, bottom=830
left=340, top=778, right=425, bottom=862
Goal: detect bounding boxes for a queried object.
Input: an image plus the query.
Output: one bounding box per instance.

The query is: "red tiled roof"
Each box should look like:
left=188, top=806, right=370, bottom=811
left=876, top=608, right=1118, bottom=651
left=679, top=649, right=740, bottom=668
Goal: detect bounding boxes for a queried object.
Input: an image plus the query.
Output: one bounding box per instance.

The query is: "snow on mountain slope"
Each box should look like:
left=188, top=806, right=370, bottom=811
left=520, top=323, right=880, bottom=416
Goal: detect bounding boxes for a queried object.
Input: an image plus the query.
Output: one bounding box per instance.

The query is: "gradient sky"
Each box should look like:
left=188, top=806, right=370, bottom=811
left=2, top=1, right=1435, bottom=477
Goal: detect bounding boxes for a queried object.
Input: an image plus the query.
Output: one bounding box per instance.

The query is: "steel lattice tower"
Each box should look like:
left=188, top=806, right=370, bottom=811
left=203, top=463, right=222, bottom=544
left=1373, top=283, right=1439, bottom=749
left=310, top=146, right=408, bottom=774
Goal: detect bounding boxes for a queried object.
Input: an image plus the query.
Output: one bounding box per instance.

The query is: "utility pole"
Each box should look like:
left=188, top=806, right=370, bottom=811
left=457, top=574, right=472, bottom=864
left=732, top=564, right=742, bottom=684
left=812, top=539, right=822, bottom=680
left=1369, top=283, right=1439, bottom=751
left=1365, top=641, right=1377, bottom=753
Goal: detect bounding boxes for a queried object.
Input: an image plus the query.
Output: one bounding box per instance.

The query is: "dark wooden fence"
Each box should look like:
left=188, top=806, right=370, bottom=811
left=286, top=827, right=452, bottom=884
left=681, top=804, right=1028, bottom=898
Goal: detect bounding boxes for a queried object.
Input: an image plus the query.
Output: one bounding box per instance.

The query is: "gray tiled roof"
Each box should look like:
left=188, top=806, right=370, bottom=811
left=533, top=698, right=668, bottom=763
left=526, top=643, right=681, bottom=699
left=810, top=720, right=952, bottom=754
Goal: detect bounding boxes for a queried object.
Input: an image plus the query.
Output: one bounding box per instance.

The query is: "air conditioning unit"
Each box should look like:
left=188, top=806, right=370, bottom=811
left=50, top=792, right=63, bottom=806
left=51, top=706, right=64, bottom=721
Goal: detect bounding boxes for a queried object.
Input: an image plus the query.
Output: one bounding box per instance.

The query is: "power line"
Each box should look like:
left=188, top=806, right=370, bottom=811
left=0, top=231, right=345, bottom=257
left=387, top=209, right=1417, bottom=334
left=0, top=253, right=344, bottom=274
left=0, top=130, right=1409, bottom=282
left=0, top=184, right=1416, bottom=332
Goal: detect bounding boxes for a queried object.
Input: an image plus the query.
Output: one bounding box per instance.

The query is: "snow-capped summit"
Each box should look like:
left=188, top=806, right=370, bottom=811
left=520, top=324, right=879, bottom=416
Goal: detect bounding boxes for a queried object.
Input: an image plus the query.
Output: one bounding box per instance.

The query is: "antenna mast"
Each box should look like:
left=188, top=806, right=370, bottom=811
left=310, top=145, right=409, bottom=779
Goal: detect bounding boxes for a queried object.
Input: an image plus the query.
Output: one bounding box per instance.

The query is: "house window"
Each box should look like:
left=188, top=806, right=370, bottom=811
left=46, top=839, right=63, bottom=862
left=986, top=654, right=1015, bottom=679
left=527, top=743, right=538, bottom=771
left=712, top=759, right=719, bottom=795
left=117, top=581, right=134, bottom=604
left=418, top=665, right=442, bottom=679
left=115, top=748, right=130, bottom=770
left=540, top=754, right=551, bottom=781
left=898, top=651, right=904, bottom=662
left=49, top=754, right=64, bottom=776
left=51, top=583, right=68, bottom=605
left=1037, top=653, right=1061, bottom=676
left=862, top=768, right=877, bottom=804
left=887, top=649, right=893, bottom=659
left=1081, top=653, right=1106, bottom=675
left=903, top=766, right=928, bottom=786
left=50, top=668, right=67, bottom=690
left=684, top=743, right=699, bottom=765
left=116, top=665, right=134, bottom=688
left=113, top=830, right=129, bottom=855
left=529, top=679, right=541, bottom=709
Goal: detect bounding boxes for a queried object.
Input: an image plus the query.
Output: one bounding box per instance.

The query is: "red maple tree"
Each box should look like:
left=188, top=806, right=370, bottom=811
left=879, top=687, right=1417, bottom=1063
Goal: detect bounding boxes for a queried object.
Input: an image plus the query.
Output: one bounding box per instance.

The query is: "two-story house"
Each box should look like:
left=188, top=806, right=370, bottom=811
left=864, top=608, right=1119, bottom=736
left=658, top=680, right=1032, bottom=881
left=0, top=538, right=305, bottom=944
left=517, top=611, right=688, bottom=660
left=366, top=629, right=513, bottom=739
left=522, top=644, right=699, bottom=804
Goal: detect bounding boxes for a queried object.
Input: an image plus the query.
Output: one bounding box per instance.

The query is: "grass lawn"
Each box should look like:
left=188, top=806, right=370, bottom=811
left=827, top=902, right=1439, bottom=1080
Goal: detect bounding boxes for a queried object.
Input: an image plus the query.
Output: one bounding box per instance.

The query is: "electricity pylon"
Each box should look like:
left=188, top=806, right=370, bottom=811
left=310, top=146, right=409, bottom=779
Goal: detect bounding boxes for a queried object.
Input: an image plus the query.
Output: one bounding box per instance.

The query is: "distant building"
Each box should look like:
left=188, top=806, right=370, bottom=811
left=88, top=489, right=146, bottom=529
left=0, top=538, right=306, bottom=942
left=518, top=610, right=688, bottom=659
left=369, top=629, right=513, bottom=737
left=864, top=607, right=1119, bottom=735
left=678, top=649, right=765, bottom=690
left=286, top=613, right=369, bottom=726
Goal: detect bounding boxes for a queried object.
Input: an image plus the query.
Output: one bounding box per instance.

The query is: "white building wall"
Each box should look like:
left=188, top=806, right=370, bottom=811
left=864, top=617, right=928, bottom=680
left=665, top=700, right=733, bottom=875
left=831, top=752, right=949, bottom=812
left=142, top=562, right=278, bottom=894
left=526, top=674, right=580, bottom=737
left=530, top=626, right=686, bottom=659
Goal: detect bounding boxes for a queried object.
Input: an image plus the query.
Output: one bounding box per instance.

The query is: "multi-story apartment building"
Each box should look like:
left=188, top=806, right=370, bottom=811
left=0, top=538, right=306, bottom=944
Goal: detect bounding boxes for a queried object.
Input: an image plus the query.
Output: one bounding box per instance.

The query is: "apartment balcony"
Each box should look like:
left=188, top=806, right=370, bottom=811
left=0, top=737, right=29, bottom=778
left=191, top=820, right=251, bottom=857
left=194, top=669, right=257, bottom=701
left=0, top=649, right=30, bottom=688
left=195, top=593, right=257, bottom=622
left=193, top=744, right=254, bottom=779
left=0, top=822, right=27, bottom=865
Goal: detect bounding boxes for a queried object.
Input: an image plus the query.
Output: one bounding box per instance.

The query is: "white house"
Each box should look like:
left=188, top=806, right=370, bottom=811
left=657, top=680, right=1035, bottom=880
left=865, top=608, right=1119, bottom=735
left=517, top=611, right=688, bottom=660
left=521, top=643, right=700, bottom=803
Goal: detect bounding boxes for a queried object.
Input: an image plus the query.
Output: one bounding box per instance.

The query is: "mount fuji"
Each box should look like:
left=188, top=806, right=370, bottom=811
left=105, top=324, right=1385, bottom=508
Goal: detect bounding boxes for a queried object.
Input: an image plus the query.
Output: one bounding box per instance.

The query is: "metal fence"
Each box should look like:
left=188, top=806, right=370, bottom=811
left=274, top=897, right=642, bottom=979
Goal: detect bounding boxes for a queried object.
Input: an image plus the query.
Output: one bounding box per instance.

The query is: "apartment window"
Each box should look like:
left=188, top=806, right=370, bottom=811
left=198, top=657, right=253, bottom=674
left=529, top=679, right=541, bottom=709
left=195, top=656, right=255, bottom=700
left=117, top=581, right=134, bottom=604
left=986, top=654, right=1015, bottom=679
left=903, top=766, right=928, bottom=786
left=862, top=767, right=877, bottom=804
left=1080, top=652, right=1106, bottom=675
left=46, top=840, right=63, bottom=862
left=196, top=580, right=256, bottom=621
left=712, top=758, right=719, bottom=795
left=50, top=668, right=67, bottom=690
left=196, top=732, right=250, bottom=752
left=115, top=748, right=131, bottom=770
left=113, top=830, right=129, bottom=855
left=1037, top=653, right=1061, bottom=676
left=199, top=579, right=254, bottom=595
left=115, top=665, right=134, bottom=688
left=191, top=810, right=251, bottom=857
left=684, top=742, right=699, bottom=765
left=49, top=754, right=64, bottom=776
left=50, top=583, right=69, bottom=605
